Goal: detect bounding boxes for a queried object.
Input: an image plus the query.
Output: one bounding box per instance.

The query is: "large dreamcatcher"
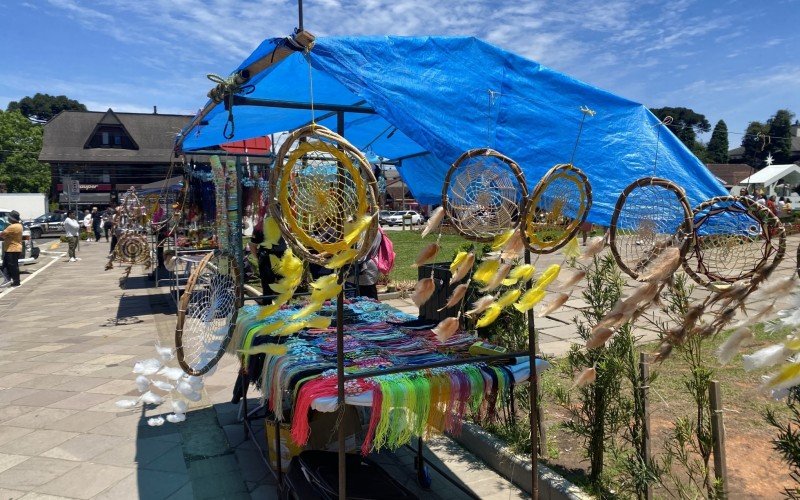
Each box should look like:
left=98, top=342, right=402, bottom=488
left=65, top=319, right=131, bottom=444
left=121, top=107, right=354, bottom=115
left=442, top=148, right=528, bottom=242
left=114, top=232, right=151, bottom=266
left=682, top=196, right=785, bottom=287
left=269, top=124, right=379, bottom=265
left=522, top=164, right=592, bottom=253
left=609, top=177, right=693, bottom=280
left=175, top=251, right=241, bottom=376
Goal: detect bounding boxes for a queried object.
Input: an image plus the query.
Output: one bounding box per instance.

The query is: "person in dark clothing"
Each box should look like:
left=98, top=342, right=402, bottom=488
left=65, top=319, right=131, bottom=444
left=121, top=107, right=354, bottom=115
left=249, top=226, right=288, bottom=302
left=91, top=207, right=102, bottom=242
left=347, top=229, right=382, bottom=300
left=102, top=206, right=114, bottom=242
left=0, top=210, right=23, bottom=287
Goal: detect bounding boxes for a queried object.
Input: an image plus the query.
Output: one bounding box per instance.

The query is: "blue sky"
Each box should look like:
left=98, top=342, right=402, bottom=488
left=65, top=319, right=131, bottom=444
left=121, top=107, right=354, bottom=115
left=1, top=0, right=798, bottom=147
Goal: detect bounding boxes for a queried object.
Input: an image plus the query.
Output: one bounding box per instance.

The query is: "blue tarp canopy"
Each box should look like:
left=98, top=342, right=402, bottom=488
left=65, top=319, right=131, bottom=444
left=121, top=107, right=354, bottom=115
left=179, top=36, right=726, bottom=224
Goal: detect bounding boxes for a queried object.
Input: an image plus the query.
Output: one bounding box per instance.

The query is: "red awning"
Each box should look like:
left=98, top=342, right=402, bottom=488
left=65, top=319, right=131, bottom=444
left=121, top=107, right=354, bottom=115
left=220, top=136, right=272, bottom=155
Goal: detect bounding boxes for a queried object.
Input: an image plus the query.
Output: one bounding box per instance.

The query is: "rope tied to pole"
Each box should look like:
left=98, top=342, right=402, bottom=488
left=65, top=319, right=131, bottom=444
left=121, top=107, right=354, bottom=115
left=206, top=72, right=255, bottom=140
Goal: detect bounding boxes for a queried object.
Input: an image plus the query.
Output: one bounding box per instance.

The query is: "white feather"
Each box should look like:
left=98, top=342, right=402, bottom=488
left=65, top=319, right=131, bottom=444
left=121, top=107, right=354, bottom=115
left=152, top=380, right=175, bottom=392
left=715, top=326, right=753, bottom=365
left=421, top=207, right=445, bottom=238
left=147, top=416, right=165, bottom=426
left=177, top=381, right=198, bottom=398
left=141, top=391, right=165, bottom=405
left=115, top=399, right=139, bottom=409
left=172, top=400, right=188, bottom=414
left=742, top=344, right=789, bottom=371
left=155, top=343, right=174, bottom=361
left=183, top=375, right=204, bottom=391
left=166, top=413, right=186, bottom=423
left=184, top=391, right=202, bottom=402
left=135, top=375, right=150, bottom=393
left=158, top=366, right=186, bottom=381
left=133, top=358, right=162, bottom=375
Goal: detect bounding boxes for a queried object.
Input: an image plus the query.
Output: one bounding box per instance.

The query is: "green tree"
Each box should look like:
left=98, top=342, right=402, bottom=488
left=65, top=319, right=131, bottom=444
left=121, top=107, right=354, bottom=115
left=706, top=120, right=729, bottom=163
left=0, top=110, right=50, bottom=193
left=741, top=121, right=770, bottom=168
left=767, top=109, right=795, bottom=164
left=6, top=93, right=86, bottom=122
left=650, top=106, right=711, bottom=154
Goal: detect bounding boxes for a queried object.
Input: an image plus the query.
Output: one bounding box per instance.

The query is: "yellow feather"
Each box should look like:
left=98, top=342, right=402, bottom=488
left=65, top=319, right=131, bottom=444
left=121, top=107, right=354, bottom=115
left=513, top=288, right=546, bottom=313
left=496, top=289, right=522, bottom=309
left=491, top=229, right=516, bottom=251
left=343, top=215, right=375, bottom=247
left=263, top=216, right=282, bottom=249
left=503, top=264, right=535, bottom=286
left=273, top=321, right=310, bottom=337
left=765, top=362, right=800, bottom=390
left=311, top=283, right=342, bottom=303
left=306, top=316, right=332, bottom=329
left=239, top=343, right=288, bottom=356
left=473, top=259, right=500, bottom=285
left=449, top=252, right=475, bottom=284
left=563, top=237, right=580, bottom=259
left=292, top=302, right=323, bottom=320
left=310, top=274, right=339, bottom=290
left=253, top=321, right=286, bottom=337
left=533, top=264, right=561, bottom=290
left=450, top=251, right=468, bottom=273
left=325, top=249, right=358, bottom=269
left=476, top=305, right=502, bottom=328
left=256, top=302, right=281, bottom=320
left=269, top=254, right=281, bottom=272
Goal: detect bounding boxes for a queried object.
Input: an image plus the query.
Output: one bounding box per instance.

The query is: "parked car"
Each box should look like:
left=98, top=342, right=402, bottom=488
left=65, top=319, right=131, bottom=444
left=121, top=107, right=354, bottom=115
left=0, top=216, right=39, bottom=265
left=384, top=210, right=423, bottom=226
left=379, top=210, right=395, bottom=224
left=24, top=212, right=68, bottom=239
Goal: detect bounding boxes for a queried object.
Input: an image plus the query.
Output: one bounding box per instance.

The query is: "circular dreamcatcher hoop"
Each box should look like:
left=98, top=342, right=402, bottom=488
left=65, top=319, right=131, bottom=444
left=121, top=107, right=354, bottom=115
left=682, top=196, right=785, bottom=287
left=442, top=148, right=528, bottom=242
left=175, top=251, right=241, bottom=376
left=522, top=163, right=592, bottom=253
left=269, top=124, right=379, bottom=265
left=114, top=233, right=151, bottom=266
left=609, top=177, right=694, bottom=280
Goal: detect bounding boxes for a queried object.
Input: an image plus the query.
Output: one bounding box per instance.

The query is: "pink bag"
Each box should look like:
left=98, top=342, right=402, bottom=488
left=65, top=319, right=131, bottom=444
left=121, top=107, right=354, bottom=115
left=373, top=227, right=396, bottom=275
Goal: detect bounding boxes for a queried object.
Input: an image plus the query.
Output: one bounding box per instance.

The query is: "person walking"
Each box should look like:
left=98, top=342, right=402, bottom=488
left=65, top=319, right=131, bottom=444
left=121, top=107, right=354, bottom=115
left=83, top=210, right=93, bottom=241
left=102, top=206, right=114, bottom=242
left=64, top=210, right=81, bottom=262
left=0, top=210, right=23, bottom=287
left=91, top=206, right=102, bottom=242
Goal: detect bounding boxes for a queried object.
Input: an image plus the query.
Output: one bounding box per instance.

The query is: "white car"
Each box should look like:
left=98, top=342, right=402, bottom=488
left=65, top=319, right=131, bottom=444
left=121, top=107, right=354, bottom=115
left=384, top=210, right=423, bottom=226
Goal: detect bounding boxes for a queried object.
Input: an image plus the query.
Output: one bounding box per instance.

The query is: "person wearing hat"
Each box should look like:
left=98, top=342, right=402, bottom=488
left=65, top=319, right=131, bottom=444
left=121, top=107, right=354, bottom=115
left=0, top=210, right=23, bottom=287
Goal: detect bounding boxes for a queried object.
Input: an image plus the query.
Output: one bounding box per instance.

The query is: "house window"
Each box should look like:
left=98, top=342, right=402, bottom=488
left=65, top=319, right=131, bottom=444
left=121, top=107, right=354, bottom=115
left=87, top=126, right=137, bottom=150
left=114, top=135, right=121, bottom=146
left=102, top=132, right=109, bottom=145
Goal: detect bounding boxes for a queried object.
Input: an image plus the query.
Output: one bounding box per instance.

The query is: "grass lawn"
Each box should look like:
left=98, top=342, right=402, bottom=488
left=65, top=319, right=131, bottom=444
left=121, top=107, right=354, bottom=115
left=384, top=229, right=472, bottom=283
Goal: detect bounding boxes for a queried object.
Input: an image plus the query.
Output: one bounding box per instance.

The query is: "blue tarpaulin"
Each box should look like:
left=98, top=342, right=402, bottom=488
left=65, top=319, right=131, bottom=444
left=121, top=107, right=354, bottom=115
left=180, top=36, right=726, bottom=225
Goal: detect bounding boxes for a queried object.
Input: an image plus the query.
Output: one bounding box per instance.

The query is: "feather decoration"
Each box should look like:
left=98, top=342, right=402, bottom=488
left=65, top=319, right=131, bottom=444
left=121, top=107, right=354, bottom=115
left=557, top=270, right=587, bottom=291
left=624, top=282, right=660, bottom=307
left=157, top=366, right=186, bottom=381
left=421, top=207, right=445, bottom=238
left=580, top=236, right=605, bottom=260
left=752, top=276, right=797, bottom=301
left=310, top=274, right=338, bottom=290
left=466, top=295, right=495, bottom=317
left=476, top=305, right=503, bottom=328
left=653, top=342, right=673, bottom=362
left=500, top=229, right=524, bottom=259
left=449, top=252, right=475, bottom=284
left=764, top=362, right=800, bottom=391
left=325, top=249, right=359, bottom=269
left=176, top=381, right=196, bottom=397
left=432, top=316, right=460, bottom=342
left=141, top=391, right=164, bottom=405
left=496, top=289, right=523, bottom=309
left=184, top=390, right=202, bottom=402
left=147, top=417, right=165, bottom=427
left=734, top=304, right=776, bottom=329
left=115, top=399, right=139, bottom=409
left=638, top=247, right=681, bottom=283
left=167, top=413, right=187, bottom=423
left=411, top=243, right=440, bottom=268
left=172, top=400, right=187, bottom=414
left=343, top=214, right=376, bottom=247
left=184, top=376, right=203, bottom=391
left=450, top=251, right=468, bottom=273
left=254, top=321, right=286, bottom=337
left=240, top=343, right=289, bottom=356
left=263, top=216, right=281, bottom=249
left=306, top=316, right=332, bottom=329
left=133, top=358, right=162, bottom=376
left=716, top=326, right=753, bottom=365
left=135, top=375, right=150, bottom=393
left=291, top=303, right=323, bottom=321
left=503, top=264, right=535, bottom=286
left=743, top=344, right=789, bottom=371
left=572, top=366, right=597, bottom=388
left=513, top=288, right=546, bottom=313
left=533, top=264, right=561, bottom=290
left=411, top=278, right=436, bottom=307
left=155, top=343, right=174, bottom=361
left=593, top=312, right=626, bottom=333
left=563, top=237, right=581, bottom=259
left=473, top=259, right=500, bottom=285
left=491, top=229, right=516, bottom=251
left=274, top=248, right=303, bottom=277
left=480, top=263, right=513, bottom=292
left=586, top=327, right=615, bottom=349
left=256, top=302, right=282, bottom=321
left=273, top=321, right=311, bottom=337
left=538, top=292, right=570, bottom=318
left=438, top=281, right=470, bottom=311
left=152, top=380, right=176, bottom=392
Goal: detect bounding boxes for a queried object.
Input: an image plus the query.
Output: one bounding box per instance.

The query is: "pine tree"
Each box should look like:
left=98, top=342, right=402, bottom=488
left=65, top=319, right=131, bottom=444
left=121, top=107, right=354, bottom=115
left=706, top=120, right=729, bottom=163
left=767, top=109, right=795, bottom=164
left=741, top=121, right=769, bottom=169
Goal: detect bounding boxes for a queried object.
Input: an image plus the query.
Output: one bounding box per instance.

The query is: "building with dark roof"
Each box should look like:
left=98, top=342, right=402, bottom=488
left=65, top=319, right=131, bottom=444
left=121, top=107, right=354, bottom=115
left=704, top=163, right=754, bottom=189
left=38, top=109, right=190, bottom=207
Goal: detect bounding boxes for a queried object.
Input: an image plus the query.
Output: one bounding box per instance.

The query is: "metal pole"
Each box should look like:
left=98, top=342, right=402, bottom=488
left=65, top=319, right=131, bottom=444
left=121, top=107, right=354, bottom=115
left=297, top=0, right=304, bottom=31
left=639, top=352, right=653, bottom=500
left=524, top=249, right=540, bottom=498
left=336, top=111, right=347, bottom=500
left=709, top=380, right=728, bottom=499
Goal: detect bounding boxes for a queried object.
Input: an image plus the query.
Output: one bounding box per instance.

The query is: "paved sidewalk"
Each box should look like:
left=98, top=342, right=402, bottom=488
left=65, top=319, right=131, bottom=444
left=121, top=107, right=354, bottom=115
left=0, top=240, right=528, bottom=499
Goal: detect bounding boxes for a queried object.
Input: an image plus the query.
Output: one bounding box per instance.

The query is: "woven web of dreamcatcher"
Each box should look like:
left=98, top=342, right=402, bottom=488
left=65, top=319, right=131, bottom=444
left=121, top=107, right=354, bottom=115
left=523, top=164, right=592, bottom=253
left=270, top=125, right=378, bottom=265
left=610, top=178, right=692, bottom=280
left=176, top=252, right=240, bottom=376
left=682, top=196, right=785, bottom=286
left=114, top=233, right=150, bottom=265
left=443, top=149, right=527, bottom=242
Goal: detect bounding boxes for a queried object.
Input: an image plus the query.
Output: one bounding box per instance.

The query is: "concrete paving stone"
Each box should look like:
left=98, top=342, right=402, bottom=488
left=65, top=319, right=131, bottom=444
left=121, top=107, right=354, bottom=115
left=43, top=410, right=117, bottom=433
left=49, top=376, right=109, bottom=393
left=87, top=379, right=138, bottom=395
left=189, top=472, right=250, bottom=500
left=86, top=365, right=137, bottom=379
left=0, top=429, right=78, bottom=456
left=0, top=453, right=29, bottom=474
left=0, top=405, right=37, bottom=423
left=50, top=363, right=106, bottom=377
left=84, top=354, right=135, bottom=366
left=4, top=408, right=79, bottom=429
left=90, top=415, right=147, bottom=438
left=0, top=426, right=35, bottom=447
left=166, top=482, right=195, bottom=500
left=92, top=437, right=176, bottom=467
left=26, top=344, right=70, bottom=353
left=248, top=484, right=279, bottom=500
left=0, top=457, right=80, bottom=491
left=35, top=462, right=133, bottom=499
left=233, top=447, right=268, bottom=484
left=92, top=469, right=188, bottom=500
left=0, top=488, right=26, bottom=500
left=0, top=387, right=40, bottom=404
left=41, top=433, right=129, bottom=462
left=47, top=391, right=117, bottom=410
left=12, top=390, right=77, bottom=407
left=0, top=372, right=43, bottom=388
left=223, top=424, right=246, bottom=448
left=142, top=444, right=187, bottom=474
left=19, top=493, right=77, bottom=500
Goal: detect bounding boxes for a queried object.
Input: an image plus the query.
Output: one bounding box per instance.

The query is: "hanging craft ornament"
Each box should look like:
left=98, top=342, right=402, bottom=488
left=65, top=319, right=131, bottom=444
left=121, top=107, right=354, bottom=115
left=522, top=163, right=592, bottom=253
left=114, top=233, right=151, bottom=266
left=442, top=148, right=528, bottom=242
left=269, top=124, right=379, bottom=265
left=682, top=196, right=785, bottom=287
left=609, top=177, right=693, bottom=280
left=175, top=251, right=241, bottom=376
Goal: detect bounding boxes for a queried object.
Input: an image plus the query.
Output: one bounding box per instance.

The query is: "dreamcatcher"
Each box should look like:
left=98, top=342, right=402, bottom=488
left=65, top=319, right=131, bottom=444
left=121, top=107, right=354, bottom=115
left=682, top=196, right=785, bottom=287
left=609, top=177, right=693, bottom=280
left=522, top=163, right=592, bottom=254
left=269, top=124, right=379, bottom=265
left=114, top=233, right=151, bottom=266
left=119, top=187, right=147, bottom=230
left=442, top=148, right=528, bottom=242
left=175, top=251, right=241, bottom=376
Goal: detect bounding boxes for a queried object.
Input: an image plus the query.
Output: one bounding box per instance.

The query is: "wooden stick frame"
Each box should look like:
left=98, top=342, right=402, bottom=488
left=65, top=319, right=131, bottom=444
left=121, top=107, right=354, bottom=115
left=175, top=250, right=242, bottom=376
left=441, top=148, right=528, bottom=242
left=521, top=163, right=592, bottom=254
left=681, top=195, right=786, bottom=287
left=609, top=177, right=694, bottom=280
left=269, top=124, right=379, bottom=265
